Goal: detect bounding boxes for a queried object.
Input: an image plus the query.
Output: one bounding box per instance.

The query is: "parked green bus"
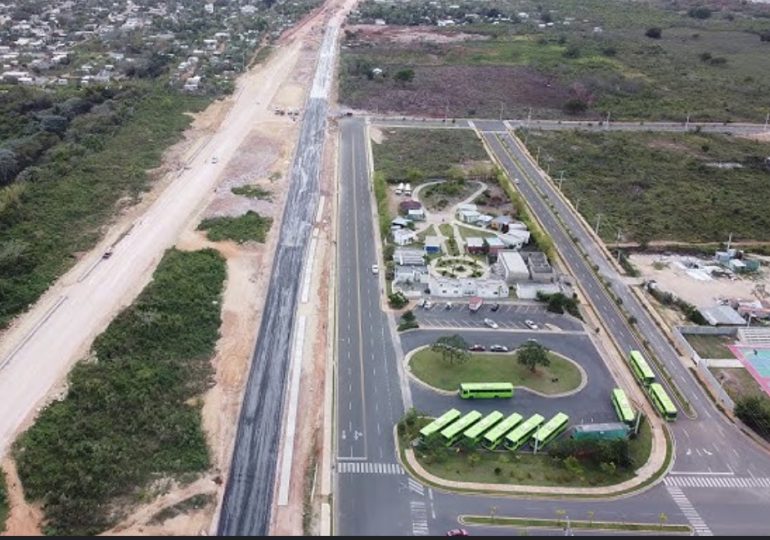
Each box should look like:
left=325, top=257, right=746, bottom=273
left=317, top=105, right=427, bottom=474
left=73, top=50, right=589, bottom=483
left=504, top=413, right=545, bottom=451
left=611, top=388, right=636, bottom=426
left=440, top=410, right=483, bottom=446
left=419, top=409, right=461, bottom=442
left=462, top=411, right=504, bottom=446
left=649, top=383, right=678, bottom=421
left=482, top=412, right=523, bottom=450
left=629, top=350, right=656, bottom=387
left=459, top=382, right=514, bottom=399
left=532, top=412, right=570, bottom=450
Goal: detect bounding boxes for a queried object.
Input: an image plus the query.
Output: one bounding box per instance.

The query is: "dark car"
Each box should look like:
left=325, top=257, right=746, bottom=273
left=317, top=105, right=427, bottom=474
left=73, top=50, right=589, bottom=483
left=468, top=344, right=485, bottom=352
left=489, top=344, right=509, bottom=353
left=490, top=303, right=500, bottom=312
left=446, top=529, right=469, bottom=537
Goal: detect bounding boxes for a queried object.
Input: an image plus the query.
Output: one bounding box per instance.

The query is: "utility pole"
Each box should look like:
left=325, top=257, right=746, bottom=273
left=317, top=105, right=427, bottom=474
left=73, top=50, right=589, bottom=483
left=499, top=100, right=504, bottom=121
left=575, top=198, right=580, bottom=213
left=536, top=145, right=541, bottom=163
left=444, top=100, right=448, bottom=122
left=685, top=112, right=690, bottom=131
left=616, top=229, right=622, bottom=263
left=633, top=410, right=642, bottom=436
left=606, top=111, right=611, bottom=129
left=726, top=232, right=733, bottom=251
left=765, top=112, right=769, bottom=133
left=527, top=107, right=532, bottom=128
left=594, top=213, right=602, bottom=235
left=558, top=170, right=565, bottom=190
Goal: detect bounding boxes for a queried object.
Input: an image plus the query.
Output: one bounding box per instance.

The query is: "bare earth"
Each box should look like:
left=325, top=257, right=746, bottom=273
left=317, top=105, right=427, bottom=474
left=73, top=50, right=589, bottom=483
left=0, top=0, right=340, bottom=535
left=346, top=23, right=489, bottom=44
left=630, top=252, right=770, bottom=309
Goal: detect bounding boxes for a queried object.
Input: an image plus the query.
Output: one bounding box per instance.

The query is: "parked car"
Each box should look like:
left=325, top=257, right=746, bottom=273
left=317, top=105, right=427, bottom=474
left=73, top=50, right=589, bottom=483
left=490, top=303, right=500, bottom=312
left=421, top=299, right=433, bottom=309
left=489, top=344, right=509, bottom=353
left=468, top=344, right=485, bottom=352
left=446, top=529, right=470, bottom=536
left=524, top=319, right=539, bottom=330
left=211, top=156, right=219, bottom=164
left=371, top=264, right=379, bottom=274
left=445, top=301, right=453, bottom=310
left=483, top=318, right=499, bottom=329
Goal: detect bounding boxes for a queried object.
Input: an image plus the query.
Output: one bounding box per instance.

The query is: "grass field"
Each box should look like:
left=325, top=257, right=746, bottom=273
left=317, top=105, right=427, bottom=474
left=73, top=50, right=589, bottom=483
left=405, top=417, right=652, bottom=488
left=457, top=224, right=497, bottom=239
left=13, top=249, right=226, bottom=535
left=342, top=0, right=770, bottom=121
left=710, top=367, right=765, bottom=404
left=517, top=129, right=770, bottom=243
left=685, top=333, right=736, bottom=359
left=197, top=211, right=273, bottom=243
left=372, top=128, right=489, bottom=183
left=0, top=470, right=7, bottom=534
left=409, top=347, right=582, bottom=394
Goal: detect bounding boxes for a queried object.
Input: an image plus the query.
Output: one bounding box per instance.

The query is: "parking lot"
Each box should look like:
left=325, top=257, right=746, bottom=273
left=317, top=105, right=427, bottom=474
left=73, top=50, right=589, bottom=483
left=414, top=301, right=583, bottom=332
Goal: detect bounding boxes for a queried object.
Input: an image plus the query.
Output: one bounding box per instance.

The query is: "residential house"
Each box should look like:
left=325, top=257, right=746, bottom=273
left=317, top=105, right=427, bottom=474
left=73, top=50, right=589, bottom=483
left=394, top=248, right=425, bottom=266
left=490, top=215, right=514, bottom=231
left=465, top=237, right=485, bottom=255
left=399, top=200, right=422, bottom=214
left=457, top=209, right=480, bottom=224
left=425, top=236, right=442, bottom=255
left=484, top=237, right=506, bottom=257
left=499, top=230, right=530, bottom=250
left=475, top=214, right=494, bottom=228
left=393, top=228, right=418, bottom=246
left=407, top=207, right=426, bottom=221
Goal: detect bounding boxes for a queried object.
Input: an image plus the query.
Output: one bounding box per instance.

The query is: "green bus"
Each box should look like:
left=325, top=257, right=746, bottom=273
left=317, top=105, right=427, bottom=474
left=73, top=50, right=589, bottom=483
left=648, top=383, right=678, bottom=421
left=482, top=412, right=523, bottom=450
left=532, top=412, right=569, bottom=450
left=504, top=413, right=545, bottom=451
left=611, top=388, right=636, bottom=426
left=629, top=350, right=656, bottom=387
left=463, top=411, right=504, bottom=446
left=440, top=410, right=483, bottom=446
left=459, top=382, right=514, bottom=399
left=419, top=409, right=461, bottom=441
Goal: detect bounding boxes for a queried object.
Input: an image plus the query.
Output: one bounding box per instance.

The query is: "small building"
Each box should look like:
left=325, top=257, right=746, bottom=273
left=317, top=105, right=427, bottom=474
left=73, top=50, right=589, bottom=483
left=394, top=265, right=429, bottom=285
left=465, top=237, right=485, bottom=255
left=525, top=252, right=554, bottom=282
left=490, top=215, right=514, bottom=231
left=407, top=208, right=426, bottom=221
left=457, top=209, right=480, bottom=224
left=425, top=236, right=442, bottom=255
left=499, top=251, right=529, bottom=283
left=457, top=203, right=477, bottom=213
left=571, top=422, right=630, bottom=441
left=394, top=248, right=425, bottom=266
left=393, top=228, right=418, bottom=246
left=516, top=282, right=562, bottom=300
left=485, top=237, right=506, bottom=256
left=499, top=230, right=530, bottom=250
left=399, top=200, right=422, bottom=214
left=427, top=276, right=509, bottom=298
left=701, top=305, right=746, bottom=326
left=391, top=217, right=411, bottom=229
left=475, top=214, right=494, bottom=228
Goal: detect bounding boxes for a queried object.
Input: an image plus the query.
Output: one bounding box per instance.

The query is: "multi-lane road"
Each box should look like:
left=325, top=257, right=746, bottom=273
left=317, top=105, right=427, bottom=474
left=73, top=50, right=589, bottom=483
left=335, top=116, right=770, bottom=536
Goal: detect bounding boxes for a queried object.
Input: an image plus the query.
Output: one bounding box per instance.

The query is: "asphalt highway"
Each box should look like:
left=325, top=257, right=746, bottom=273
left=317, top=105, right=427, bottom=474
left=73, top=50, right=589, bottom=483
left=216, top=22, right=340, bottom=536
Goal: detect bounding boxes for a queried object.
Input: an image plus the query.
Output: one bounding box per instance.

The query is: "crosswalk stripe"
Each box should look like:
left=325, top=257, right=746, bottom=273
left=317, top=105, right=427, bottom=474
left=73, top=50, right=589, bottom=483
left=338, top=461, right=406, bottom=475
left=666, top=475, right=770, bottom=489
left=666, top=486, right=713, bottom=536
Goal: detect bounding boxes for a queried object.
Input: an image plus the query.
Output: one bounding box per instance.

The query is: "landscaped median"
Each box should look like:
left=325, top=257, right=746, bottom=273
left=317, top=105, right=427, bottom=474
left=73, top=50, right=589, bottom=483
left=406, top=344, right=586, bottom=397
left=460, top=514, right=691, bottom=534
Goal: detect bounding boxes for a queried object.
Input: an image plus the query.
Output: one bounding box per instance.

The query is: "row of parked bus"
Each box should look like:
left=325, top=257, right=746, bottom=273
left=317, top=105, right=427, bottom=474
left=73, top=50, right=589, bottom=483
left=419, top=409, right=570, bottom=452
left=628, top=350, right=678, bottom=421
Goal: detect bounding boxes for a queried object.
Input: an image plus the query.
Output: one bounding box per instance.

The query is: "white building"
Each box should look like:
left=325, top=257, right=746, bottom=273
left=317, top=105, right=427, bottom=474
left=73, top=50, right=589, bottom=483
left=393, top=228, right=418, bottom=246
left=428, top=276, right=509, bottom=298
left=498, top=250, right=529, bottom=283
left=499, top=230, right=530, bottom=249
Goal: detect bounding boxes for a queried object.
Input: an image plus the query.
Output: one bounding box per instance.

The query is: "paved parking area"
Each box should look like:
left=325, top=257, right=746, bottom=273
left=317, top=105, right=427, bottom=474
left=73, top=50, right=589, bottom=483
left=414, top=302, right=583, bottom=332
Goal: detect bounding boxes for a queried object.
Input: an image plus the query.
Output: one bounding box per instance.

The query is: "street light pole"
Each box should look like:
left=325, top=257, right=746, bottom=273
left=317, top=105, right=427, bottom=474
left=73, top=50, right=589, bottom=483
left=499, top=100, right=504, bottom=121
left=595, top=213, right=602, bottom=235
left=685, top=112, right=690, bottom=131
left=765, top=112, right=769, bottom=133
left=558, top=170, right=565, bottom=190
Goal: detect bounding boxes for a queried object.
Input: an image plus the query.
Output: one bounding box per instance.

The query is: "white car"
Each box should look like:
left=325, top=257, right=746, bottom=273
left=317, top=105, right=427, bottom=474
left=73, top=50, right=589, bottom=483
left=524, top=319, right=539, bottom=330
left=484, top=318, right=499, bottom=329
left=371, top=264, right=379, bottom=274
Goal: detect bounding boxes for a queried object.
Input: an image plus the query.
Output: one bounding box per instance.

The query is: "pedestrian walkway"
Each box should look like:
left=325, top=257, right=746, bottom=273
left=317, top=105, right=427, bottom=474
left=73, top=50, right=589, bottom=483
left=665, top=476, right=770, bottom=489
left=410, top=500, right=429, bottom=535
left=337, top=461, right=404, bottom=475
left=666, top=486, right=713, bottom=536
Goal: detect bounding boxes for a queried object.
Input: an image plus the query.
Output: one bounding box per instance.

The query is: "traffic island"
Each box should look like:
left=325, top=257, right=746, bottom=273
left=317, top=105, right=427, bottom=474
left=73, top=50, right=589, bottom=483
left=460, top=515, right=691, bottom=534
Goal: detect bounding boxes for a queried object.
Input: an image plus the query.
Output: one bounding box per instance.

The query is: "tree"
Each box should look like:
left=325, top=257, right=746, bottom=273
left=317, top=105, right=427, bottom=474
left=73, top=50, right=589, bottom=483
left=645, top=27, right=662, bottom=39
left=431, top=335, right=470, bottom=365
left=688, top=7, right=712, bottom=19
left=658, top=512, right=668, bottom=530
left=0, top=149, right=19, bottom=185
left=394, top=68, right=415, bottom=85
left=563, top=98, right=588, bottom=115
left=516, top=340, right=550, bottom=373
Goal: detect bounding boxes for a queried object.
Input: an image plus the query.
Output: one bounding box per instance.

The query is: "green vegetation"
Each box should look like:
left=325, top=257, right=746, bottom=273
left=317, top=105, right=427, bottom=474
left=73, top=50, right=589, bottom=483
left=409, top=346, right=582, bottom=394
left=373, top=171, right=392, bottom=238
left=372, top=128, right=488, bottom=183
left=344, top=0, right=770, bottom=121
left=0, top=84, right=211, bottom=329
left=686, top=333, right=736, bottom=359
left=149, top=493, right=215, bottom=525
left=13, top=249, right=226, bottom=535
left=457, top=225, right=496, bottom=239
left=463, top=515, right=690, bottom=533
left=388, top=290, right=409, bottom=309
left=0, top=469, right=7, bottom=534
left=647, top=284, right=706, bottom=325
left=537, top=291, right=581, bottom=319
left=517, top=129, right=770, bottom=243
left=198, top=211, right=273, bottom=243
left=516, top=340, right=551, bottom=372
left=735, top=395, right=770, bottom=442
left=430, top=335, right=470, bottom=365
left=231, top=184, right=272, bottom=200
left=398, top=309, right=419, bottom=331
left=710, top=367, right=763, bottom=404
left=420, top=179, right=479, bottom=211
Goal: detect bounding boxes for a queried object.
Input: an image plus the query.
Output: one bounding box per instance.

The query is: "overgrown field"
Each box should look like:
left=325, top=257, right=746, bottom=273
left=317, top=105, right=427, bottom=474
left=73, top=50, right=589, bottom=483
left=372, top=128, right=489, bottom=182
left=341, top=0, right=770, bottom=120
left=0, top=469, right=7, bottom=534
left=198, top=211, right=273, bottom=243
left=13, top=248, right=226, bottom=535
left=0, top=83, right=210, bottom=329
left=518, top=129, right=770, bottom=243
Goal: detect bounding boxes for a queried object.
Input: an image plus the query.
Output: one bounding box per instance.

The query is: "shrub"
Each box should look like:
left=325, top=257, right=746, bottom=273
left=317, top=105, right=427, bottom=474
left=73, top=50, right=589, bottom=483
left=197, top=211, right=272, bottom=243
left=563, top=98, right=588, bottom=115
left=735, top=395, right=770, bottom=440
left=388, top=291, right=408, bottom=309
left=645, top=27, right=662, bottom=39
left=688, top=7, right=712, bottom=19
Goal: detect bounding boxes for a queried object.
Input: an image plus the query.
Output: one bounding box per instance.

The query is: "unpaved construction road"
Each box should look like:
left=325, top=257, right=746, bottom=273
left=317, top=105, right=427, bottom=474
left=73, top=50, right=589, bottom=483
left=216, top=4, right=348, bottom=534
